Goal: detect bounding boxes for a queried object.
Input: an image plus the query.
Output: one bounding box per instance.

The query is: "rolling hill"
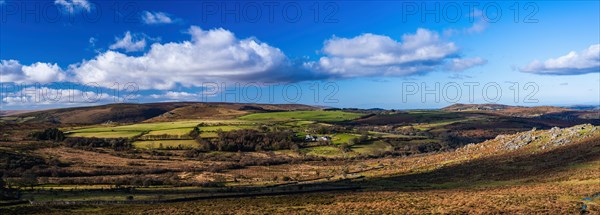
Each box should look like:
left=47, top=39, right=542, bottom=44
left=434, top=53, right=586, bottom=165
left=1, top=102, right=318, bottom=124
left=442, top=103, right=597, bottom=119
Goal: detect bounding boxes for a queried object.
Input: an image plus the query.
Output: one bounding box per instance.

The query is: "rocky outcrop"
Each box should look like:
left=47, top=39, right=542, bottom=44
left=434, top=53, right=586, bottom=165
left=499, top=124, right=597, bottom=151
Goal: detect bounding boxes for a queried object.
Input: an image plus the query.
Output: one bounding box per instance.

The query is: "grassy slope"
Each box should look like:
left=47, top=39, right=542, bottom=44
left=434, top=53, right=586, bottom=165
left=66, top=120, right=205, bottom=138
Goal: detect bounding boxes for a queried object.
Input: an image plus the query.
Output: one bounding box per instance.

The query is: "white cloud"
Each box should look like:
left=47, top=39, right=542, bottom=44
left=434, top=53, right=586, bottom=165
left=443, top=9, right=488, bottom=36
left=520, top=44, right=600, bottom=75
left=141, top=11, right=175, bottom=24
left=466, top=9, right=488, bottom=34
left=3, top=26, right=485, bottom=92
left=89, top=37, right=97, bottom=47
left=109, top=31, right=147, bottom=52
left=310, top=29, right=482, bottom=77
left=22, top=62, right=66, bottom=83
left=1, top=60, right=66, bottom=83
left=0, top=60, right=24, bottom=82
left=446, top=57, right=487, bottom=71
left=54, top=0, right=91, bottom=13
left=72, top=26, right=300, bottom=90
left=1, top=87, right=112, bottom=107
left=150, top=91, right=199, bottom=100
left=465, top=20, right=487, bottom=34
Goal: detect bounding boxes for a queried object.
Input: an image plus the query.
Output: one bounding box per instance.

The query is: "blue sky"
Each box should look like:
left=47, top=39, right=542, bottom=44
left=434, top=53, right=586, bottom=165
left=1, top=0, right=599, bottom=110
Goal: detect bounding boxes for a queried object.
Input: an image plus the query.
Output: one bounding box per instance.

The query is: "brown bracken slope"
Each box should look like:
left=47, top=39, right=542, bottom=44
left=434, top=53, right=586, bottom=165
left=5, top=102, right=318, bottom=124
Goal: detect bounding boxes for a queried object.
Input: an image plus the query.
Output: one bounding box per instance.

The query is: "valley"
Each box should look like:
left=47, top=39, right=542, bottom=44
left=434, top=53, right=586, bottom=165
left=0, top=102, right=598, bottom=214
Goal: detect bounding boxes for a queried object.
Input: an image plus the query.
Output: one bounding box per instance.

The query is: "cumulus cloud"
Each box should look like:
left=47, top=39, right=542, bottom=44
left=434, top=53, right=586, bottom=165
left=72, top=26, right=312, bottom=90
left=310, top=29, right=483, bottom=78
left=1, top=87, right=113, bottom=107
left=3, top=26, right=485, bottom=93
left=54, top=0, right=91, bottom=13
left=150, top=91, right=199, bottom=100
left=109, top=31, right=147, bottom=52
left=141, top=11, right=175, bottom=24
left=446, top=57, right=487, bottom=71
left=443, top=9, right=488, bottom=37
left=0, top=60, right=24, bottom=82
left=520, top=44, right=600, bottom=75
left=1, top=60, right=66, bottom=83
left=465, top=9, right=488, bottom=34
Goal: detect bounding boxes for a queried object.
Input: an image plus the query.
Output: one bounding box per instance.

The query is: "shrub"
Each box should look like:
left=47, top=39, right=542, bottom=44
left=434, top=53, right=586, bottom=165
left=30, top=128, right=65, bottom=141
left=64, top=137, right=132, bottom=151
left=196, top=129, right=301, bottom=152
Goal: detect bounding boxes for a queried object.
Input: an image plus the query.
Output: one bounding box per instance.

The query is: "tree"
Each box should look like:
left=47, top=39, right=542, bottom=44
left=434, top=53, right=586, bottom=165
left=0, top=172, right=5, bottom=190
left=339, top=143, right=352, bottom=153
left=18, top=172, right=38, bottom=190
left=30, top=128, right=65, bottom=141
left=0, top=172, right=5, bottom=198
left=189, top=127, right=201, bottom=138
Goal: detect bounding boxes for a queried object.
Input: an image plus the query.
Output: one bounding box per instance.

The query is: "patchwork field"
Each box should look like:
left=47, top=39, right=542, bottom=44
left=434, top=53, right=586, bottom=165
left=2, top=104, right=599, bottom=214
left=66, top=120, right=204, bottom=138
left=145, top=128, right=195, bottom=136
left=67, top=130, right=143, bottom=138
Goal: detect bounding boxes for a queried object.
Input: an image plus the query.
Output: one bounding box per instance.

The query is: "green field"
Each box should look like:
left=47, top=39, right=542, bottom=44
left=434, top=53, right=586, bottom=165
left=68, top=130, right=142, bottom=138
left=352, top=141, right=394, bottom=155
left=199, top=125, right=253, bottom=132
left=133, top=140, right=199, bottom=149
left=145, top=128, right=194, bottom=136
left=70, top=121, right=204, bottom=133
left=199, top=132, right=219, bottom=138
left=301, top=146, right=345, bottom=157
left=65, top=120, right=239, bottom=139
left=239, top=111, right=364, bottom=122
left=331, top=133, right=359, bottom=144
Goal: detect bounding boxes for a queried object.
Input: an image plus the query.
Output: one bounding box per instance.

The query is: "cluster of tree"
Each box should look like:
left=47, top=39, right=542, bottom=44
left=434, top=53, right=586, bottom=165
left=0, top=151, right=47, bottom=173
left=138, top=134, right=191, bottom=141
left=137, top=127, right=201, bottom=141
left=348, top=133, right=369, bottom=145
left=438, top=131, right=489, bottom=150
left=64, top=137, right=132, bottom=151
left=0, top=172, right=21, bottom=200
left=29, top=128, right=65, bottom=141
left=395, top=126, right=431, bottom=137
left=196, top=129, right=301, bottom=152
left=158, top=144, right=194, bottom=150
left=306, top=125, right=352, bottom=135
left=391, top=141, right=443, bottom=154
left=53, top=175, right=178, bottom=187
left=188, top=127, right=201, bottom=138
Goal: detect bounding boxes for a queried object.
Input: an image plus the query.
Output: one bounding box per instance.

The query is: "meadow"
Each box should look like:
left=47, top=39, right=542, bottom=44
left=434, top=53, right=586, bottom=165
left=65, top=120, right=205, bottom=138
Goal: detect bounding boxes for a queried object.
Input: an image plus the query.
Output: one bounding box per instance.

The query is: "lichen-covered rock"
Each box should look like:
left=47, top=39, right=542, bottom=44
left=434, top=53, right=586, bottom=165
left=502, top=124, right=598, bottom=151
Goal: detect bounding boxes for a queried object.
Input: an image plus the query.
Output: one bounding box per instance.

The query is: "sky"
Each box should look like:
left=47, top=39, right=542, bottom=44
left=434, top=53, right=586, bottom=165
left=0, top=0, right=599, bottom=110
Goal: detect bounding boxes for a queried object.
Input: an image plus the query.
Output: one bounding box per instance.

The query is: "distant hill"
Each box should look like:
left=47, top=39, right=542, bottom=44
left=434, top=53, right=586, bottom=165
left=442, top=103, right=577, bottom=118
left=145, top=102, right=317, bottom=122
left=442, top=103, right=512, bottom=111
left=0, top=110, right=38, bottom=116
left=565, top=105, right=600, bottom=111
left=2, top=102, right=318, bottom=124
